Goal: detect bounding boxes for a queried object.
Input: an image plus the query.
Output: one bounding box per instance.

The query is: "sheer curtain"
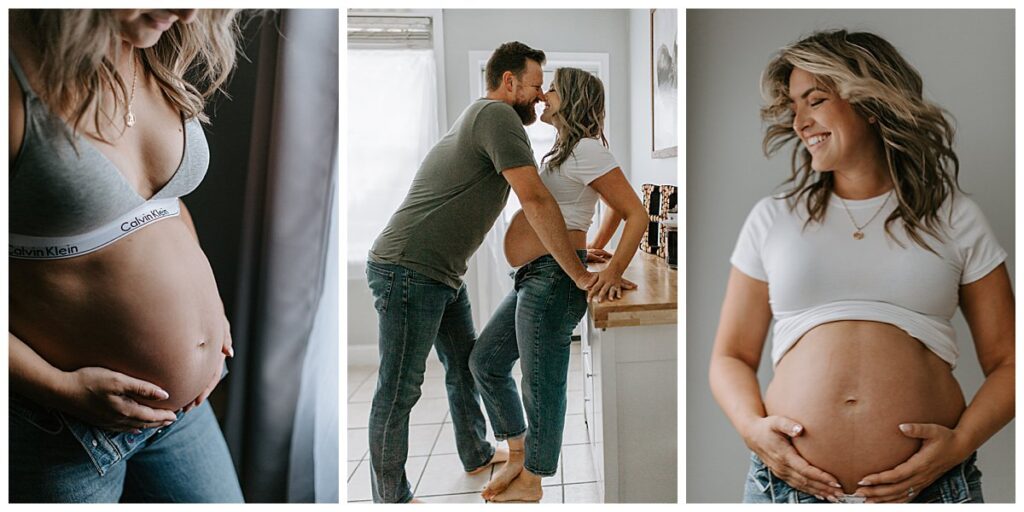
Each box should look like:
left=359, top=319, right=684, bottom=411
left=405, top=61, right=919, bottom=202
left=223, top=10, right=338, bottom=503
left=347, top=49, right=440, bottom=268
left=288, top=183, right=339, bottom=502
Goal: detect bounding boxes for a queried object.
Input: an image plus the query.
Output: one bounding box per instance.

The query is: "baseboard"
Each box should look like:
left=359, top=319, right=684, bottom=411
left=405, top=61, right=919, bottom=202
left=348, top=344, right=378, bottom=367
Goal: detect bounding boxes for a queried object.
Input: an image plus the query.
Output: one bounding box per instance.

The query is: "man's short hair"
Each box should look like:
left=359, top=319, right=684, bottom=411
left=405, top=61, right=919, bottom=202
left=485, top=42, right=546, bottom=92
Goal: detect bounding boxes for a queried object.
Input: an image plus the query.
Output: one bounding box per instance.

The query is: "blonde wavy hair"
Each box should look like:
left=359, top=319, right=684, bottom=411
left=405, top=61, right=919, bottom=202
left=761, top=29, right=960, bottom=251
left=542, top=67, right=609, bottom=171
left=21, top=9, right=244, bottom=139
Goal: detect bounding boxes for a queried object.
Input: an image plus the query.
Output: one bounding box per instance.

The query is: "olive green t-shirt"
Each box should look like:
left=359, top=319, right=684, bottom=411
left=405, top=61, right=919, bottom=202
left=369, top=99, right=537, bottom=289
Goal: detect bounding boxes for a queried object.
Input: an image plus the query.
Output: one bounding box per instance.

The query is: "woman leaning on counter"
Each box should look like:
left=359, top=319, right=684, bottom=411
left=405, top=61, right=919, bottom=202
left=709, top=30, right=1014, bottom=504
left=9, top=9, right=244, bottom=502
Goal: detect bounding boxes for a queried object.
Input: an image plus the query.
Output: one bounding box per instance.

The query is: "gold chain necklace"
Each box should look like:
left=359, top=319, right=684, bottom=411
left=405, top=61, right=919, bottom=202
left=124, top=50, right=137, bottom=128
left=837, top=190, right=892, bottom=240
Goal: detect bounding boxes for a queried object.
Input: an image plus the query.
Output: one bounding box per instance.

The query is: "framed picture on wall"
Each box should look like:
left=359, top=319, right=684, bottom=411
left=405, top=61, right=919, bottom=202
left=651, top=8, right=677, bottom=158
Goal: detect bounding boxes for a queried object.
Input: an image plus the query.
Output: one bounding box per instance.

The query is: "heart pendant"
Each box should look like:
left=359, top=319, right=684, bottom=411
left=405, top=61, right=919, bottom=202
left=853, top=231, right=864, bottom=240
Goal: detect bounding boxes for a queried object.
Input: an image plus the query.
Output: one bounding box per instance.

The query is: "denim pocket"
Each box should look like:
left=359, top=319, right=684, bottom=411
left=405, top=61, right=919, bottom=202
left=366, top=263, right=396, bottom=314
left=750, top=453, right=772, bottom=494
left=915, top=453, right=982, bottom=503
left=9, top=394, right=64, bottom=435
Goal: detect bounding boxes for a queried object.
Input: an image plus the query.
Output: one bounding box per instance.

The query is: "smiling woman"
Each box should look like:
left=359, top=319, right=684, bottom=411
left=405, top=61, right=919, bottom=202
left=709, top=29, right=1014, bottom=504
left=8, top=8, right=247, bottom=503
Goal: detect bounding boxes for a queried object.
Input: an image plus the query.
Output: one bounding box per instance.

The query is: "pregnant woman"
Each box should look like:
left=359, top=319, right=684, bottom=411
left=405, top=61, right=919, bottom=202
left=469, top=67, right=648, bottom=502
left=9, top=9, right=245, bottom=502
left=709, top=30, right=1014, bottom=504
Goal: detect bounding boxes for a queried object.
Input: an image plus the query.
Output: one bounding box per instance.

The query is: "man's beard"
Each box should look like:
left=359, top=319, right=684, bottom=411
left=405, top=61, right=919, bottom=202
left=513, top=100, right=538, bottom=125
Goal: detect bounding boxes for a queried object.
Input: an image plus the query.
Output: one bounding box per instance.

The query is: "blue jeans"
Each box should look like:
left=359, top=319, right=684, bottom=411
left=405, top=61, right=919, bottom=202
left=9, top=393, right=243, bottom=503
left=743, top=451, right=984, bottom=503
left=365, top=261, right=494, bottom=503
left=469, top=252, right=588, bottom=477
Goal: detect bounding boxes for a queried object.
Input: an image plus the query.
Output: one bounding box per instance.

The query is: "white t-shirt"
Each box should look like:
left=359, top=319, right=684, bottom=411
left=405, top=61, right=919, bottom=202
left=540, top=137, right=620, bottom=232
left=730, top=191, right=1006, bottom=368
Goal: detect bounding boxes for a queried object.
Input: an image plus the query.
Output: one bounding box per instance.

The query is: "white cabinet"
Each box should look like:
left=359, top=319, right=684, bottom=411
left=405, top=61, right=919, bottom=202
left=581, top=317, right=677, bottom=503
left=578, top=252, right=677, bottom=503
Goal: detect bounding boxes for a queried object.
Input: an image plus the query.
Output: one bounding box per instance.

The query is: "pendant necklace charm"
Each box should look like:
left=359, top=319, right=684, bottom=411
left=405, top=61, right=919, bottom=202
left=124, top=49, right=138, bottom=128
left=838, top=190, right=892, bottom=241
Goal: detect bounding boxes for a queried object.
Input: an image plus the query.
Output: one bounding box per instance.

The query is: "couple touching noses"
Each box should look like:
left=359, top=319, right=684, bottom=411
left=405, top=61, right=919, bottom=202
left=365, top=41, right=647, bottom=502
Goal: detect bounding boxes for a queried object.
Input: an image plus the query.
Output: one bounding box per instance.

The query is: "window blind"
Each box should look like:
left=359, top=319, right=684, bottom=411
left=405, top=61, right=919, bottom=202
left=347, top=15, right=432, bottom=49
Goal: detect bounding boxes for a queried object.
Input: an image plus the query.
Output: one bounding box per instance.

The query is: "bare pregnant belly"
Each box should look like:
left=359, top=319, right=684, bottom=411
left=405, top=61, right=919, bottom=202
left=504, top=209, right=587, bottom=267
left=10, top=217, right=229, bottom=411
left=764, top=321, right=965, bottom=493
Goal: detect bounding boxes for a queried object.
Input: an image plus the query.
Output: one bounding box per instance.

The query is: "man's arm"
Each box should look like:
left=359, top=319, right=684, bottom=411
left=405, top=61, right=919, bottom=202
left=503, top=165, right=594, bottom=290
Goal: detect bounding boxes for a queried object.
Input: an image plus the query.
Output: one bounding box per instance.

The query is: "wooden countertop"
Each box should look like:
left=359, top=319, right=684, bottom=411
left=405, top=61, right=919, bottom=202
left=587, top=251, right=677, bottom=329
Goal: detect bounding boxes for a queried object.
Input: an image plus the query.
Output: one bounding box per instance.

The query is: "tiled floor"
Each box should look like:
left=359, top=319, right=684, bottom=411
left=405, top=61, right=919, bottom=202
left=347, top=343, right=600, bottom=503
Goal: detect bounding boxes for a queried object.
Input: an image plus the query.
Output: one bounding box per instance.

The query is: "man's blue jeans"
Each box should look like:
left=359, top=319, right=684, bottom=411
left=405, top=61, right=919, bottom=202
left=9, top=393, right=243, bottom=503
left=468, top=252, right=588, bottom=477
left=365, top=261, right=494, bottom=503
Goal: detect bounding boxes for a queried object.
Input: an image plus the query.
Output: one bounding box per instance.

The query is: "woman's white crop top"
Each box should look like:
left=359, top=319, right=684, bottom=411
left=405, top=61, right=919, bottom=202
left=539, top=137, right=619, bottom=232
left=730, top=191, right=1006, bottom=368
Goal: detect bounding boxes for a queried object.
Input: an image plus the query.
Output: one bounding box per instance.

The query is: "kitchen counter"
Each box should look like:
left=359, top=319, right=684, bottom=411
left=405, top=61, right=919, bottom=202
left=588, top=251, right=677, bottom=328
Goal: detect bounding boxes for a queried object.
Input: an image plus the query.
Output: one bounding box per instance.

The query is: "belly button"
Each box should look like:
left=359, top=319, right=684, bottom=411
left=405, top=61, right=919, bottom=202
left=198, top=340, right=207, bottom=349
left=844, top=397, right=858, bottom=405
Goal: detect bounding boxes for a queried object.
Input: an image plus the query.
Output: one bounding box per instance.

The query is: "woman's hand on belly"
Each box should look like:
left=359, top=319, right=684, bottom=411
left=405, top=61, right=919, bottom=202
left=59, top=366, right=179, bottom=432
left=742, top=415, right=845, bottom=501
left=853, top=423, right=971, bottom=503
left=182, top=319, right=234, bottom=413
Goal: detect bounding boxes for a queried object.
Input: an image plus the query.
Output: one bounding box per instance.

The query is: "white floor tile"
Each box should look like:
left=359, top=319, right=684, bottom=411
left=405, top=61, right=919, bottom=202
left=540, top=485, right=564, bottom=503
left=347, top=460, right=361, bottom=481
left=348, top=427, right=368, bottom=461
left=562, top=444, right=597, bottom=484
left=409, top=397, right=449, bottom=425
left=418, top=491, right=486, bottom=503
left=348, top=375, right=376, bottom=403
left=348, top=402, right=371, bottom=429
left=347, top=459, right=372, bottom=502
left=432, top=422, right=497, bottom=455
left=563, top=482, right=600, bottom=503
left=415, top=453, right=492, bottom=496
left=407, top=423, right=444, bottom=457
left=348, top=366, right=376, bottom=388
left=420, top=376, right=448, bottom=400
left=347, top=456, right=430, bottom=503
left=406, top=455, right=430, bottom=495
left=561, top=414, right=589, bottom=445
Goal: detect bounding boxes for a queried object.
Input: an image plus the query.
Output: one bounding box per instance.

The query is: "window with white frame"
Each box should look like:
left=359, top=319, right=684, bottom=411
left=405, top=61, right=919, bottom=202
left=347, top=11, right=446, bottom=267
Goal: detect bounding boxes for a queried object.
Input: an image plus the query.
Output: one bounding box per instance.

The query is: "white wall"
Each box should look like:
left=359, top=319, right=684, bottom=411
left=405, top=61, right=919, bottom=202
left=628, top=9, right=678, bottom=191
left=686, top=9, right=1014, bottom=503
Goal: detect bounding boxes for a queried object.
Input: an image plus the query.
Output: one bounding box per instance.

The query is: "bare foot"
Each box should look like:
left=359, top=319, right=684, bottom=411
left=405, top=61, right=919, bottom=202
left=489, top=470, right=543, bottom=503
left=466, top=444, right=509, bottom=475
left=481, top=449, right=524, bottom=500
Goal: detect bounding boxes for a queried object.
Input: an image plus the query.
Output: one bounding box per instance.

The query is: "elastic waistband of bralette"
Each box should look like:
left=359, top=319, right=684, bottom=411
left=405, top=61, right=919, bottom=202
left=9, top=198, right=181, bottom=260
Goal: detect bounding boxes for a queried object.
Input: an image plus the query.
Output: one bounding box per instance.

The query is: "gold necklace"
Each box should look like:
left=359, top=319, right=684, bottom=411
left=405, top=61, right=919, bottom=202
left=838, top=190, right=892, bottom=240
left=124, top=50, right=137, bottom=128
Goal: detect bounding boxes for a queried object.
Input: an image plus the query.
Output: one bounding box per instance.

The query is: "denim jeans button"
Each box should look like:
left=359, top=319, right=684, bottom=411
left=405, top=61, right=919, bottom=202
left=127, top=434, right=136, bottom=444
left=91, top=439, right=98, bottom=447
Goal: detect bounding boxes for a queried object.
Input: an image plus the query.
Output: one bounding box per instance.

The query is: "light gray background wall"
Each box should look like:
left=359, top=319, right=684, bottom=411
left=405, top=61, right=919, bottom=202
left=686, top=10, right=1014, bottom=503
left=350, top=9, right=678, bottom=356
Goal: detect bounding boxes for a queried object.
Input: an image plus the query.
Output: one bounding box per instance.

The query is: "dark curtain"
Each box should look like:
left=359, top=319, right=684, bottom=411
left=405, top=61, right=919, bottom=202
left=222, top=10, right=339, bottom=503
